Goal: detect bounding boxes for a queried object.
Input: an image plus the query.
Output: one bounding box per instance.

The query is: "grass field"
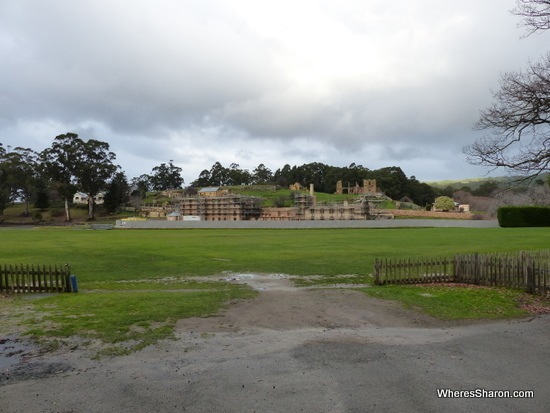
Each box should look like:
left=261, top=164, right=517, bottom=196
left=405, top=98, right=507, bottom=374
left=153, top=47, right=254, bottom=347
left=362, top=285, right=530, bottom=319
left=1, top=226, right=548, bottom=355
left=1, top=227, right=548, bottom=282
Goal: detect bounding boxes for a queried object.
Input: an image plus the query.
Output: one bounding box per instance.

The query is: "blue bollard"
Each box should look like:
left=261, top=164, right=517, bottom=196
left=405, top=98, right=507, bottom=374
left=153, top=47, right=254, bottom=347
left=70, top=274, right=78, bottom=293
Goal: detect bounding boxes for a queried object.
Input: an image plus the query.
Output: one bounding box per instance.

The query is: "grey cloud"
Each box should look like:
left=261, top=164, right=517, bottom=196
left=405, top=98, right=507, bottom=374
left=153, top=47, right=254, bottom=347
left=1, top=0, right=548, bottom=182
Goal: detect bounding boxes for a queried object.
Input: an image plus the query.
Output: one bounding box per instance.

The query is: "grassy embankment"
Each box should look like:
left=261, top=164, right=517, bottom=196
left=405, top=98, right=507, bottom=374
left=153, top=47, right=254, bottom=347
left=1, top=227, right=548, bottom=355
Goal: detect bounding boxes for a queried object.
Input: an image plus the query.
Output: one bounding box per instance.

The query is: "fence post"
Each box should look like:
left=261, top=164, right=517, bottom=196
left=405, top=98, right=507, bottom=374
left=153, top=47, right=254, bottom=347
left=473, top=253, right=479, bottom=285
left=453, top=255, right=459, bottom=282
left=525, top=255, right=535, bottom=294
left=374, top=259, right=380, bottom=285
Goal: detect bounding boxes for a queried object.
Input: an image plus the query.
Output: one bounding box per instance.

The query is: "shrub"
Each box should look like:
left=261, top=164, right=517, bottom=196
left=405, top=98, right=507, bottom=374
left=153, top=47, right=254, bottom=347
left=497, top=206, right=550, bottom=227
left=434, top=196, right=455, bottom=211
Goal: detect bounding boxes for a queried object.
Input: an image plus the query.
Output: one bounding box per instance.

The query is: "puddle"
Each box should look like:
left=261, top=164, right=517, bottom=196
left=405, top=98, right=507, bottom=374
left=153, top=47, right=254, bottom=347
left=222, top=273, right=296, bottom=291
left=0, top=337, right=36, bottom=371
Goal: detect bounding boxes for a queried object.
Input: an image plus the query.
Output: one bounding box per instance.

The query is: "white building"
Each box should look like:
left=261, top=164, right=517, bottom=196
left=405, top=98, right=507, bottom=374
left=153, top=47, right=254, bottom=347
left=73, top=192, right=105, bottom=205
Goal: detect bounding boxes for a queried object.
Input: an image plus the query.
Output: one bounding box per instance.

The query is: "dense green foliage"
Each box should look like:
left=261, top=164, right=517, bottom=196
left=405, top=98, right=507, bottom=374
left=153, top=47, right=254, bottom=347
left=41, top=133, right=118, bottom=220
left=434, top=196, right=455, bottom=211
left=497, top=206, right=550, bottom=227
left=103, top=172, right=131, bottom=213
left=149, top=160, right=184, bottom=190
left=190, top=161, right=437, bottom=205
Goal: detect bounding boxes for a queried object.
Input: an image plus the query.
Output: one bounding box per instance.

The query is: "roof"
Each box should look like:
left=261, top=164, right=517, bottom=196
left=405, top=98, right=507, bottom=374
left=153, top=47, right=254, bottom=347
left=198, top=187, right=221, bottom=193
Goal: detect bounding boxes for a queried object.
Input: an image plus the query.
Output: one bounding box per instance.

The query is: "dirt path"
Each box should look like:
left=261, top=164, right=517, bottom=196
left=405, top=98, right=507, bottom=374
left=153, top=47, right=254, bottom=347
left=1, top=274, right=548, bottom=413
left=180, top=273, right=448, bottom=333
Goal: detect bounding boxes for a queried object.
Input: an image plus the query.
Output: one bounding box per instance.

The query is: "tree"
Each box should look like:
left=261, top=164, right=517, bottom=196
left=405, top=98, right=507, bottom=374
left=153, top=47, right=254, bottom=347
left=40, top=133, right=80, bottom=221
left=294, top=162, right=329, bottom=191
left=372, top=166, right=409, bottom=200
left=227, top=163, right=251, bottom=186
left=0, top=143, right=10, bottom=221
left=149, top=160, right=184, bottom=190
left=41, top=133, right=118, bottom=220
left=130, top=174, right=151, bottom=198
left=73, top=138, right=118, bottom=219
left=473, top=180, right=500, bottom=197
left=251, top=163, right=273, bottom=185
left=407, top=176, right=438, bottom=206
left=465, top=1, right=550, bottom=177
left=434, top=196, right=455, bottom=211
left=465, top=54, right=550, bottom=176
left=273, top=164, right=293, bottom=187
left=192, top=169, right=212, bottom=187
left=104, top=172, right=130, bottom=214
left=34, top=179, right=50, bottom=211
left=513, top=0, right=550, bottom=35
left=208, top=162, right=229, bottom=186
left=3, top=147, right=39, bottom=216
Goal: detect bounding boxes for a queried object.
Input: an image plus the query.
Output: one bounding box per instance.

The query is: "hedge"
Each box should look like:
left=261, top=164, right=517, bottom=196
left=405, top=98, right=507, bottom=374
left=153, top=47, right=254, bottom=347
left=497, top=206, right=550, bottom=227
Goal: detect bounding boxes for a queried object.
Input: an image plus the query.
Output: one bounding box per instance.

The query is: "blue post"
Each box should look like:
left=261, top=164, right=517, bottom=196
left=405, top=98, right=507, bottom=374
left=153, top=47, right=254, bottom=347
left=70, top=274, right=78, bottom=293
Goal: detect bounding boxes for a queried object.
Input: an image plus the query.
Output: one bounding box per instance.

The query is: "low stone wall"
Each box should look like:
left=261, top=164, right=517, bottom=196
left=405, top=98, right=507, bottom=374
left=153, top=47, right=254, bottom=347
left=115, top=219, right=499, bottom=229
left=378, top=209, right=476, bottom=220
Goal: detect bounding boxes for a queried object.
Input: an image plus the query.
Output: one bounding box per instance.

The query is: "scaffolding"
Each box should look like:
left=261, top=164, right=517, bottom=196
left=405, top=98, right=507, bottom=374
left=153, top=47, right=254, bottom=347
left=170, top=195, right=262, bottom=221
left=140, top=189, right=392, bottom=221
left=294, top=193, right=314, bottom=220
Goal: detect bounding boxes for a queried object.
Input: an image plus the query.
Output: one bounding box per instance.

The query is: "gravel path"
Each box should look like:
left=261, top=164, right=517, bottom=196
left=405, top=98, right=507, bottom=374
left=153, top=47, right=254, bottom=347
left=1, top=274, right=548, bottom=413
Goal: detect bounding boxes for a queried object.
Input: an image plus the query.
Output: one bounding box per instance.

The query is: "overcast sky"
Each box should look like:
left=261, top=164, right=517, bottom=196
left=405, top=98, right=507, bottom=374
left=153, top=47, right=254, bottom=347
left=1, top=0, right=548, bottom=183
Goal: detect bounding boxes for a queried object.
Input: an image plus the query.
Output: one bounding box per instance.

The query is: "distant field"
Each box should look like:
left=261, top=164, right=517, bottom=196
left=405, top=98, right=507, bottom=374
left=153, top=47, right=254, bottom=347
left=1, top=227, right=548, bottom=282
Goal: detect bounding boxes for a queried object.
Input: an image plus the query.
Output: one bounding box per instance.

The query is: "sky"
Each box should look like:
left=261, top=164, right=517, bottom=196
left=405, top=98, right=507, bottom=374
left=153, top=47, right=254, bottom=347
left=1, top=0, right=549, bottom=183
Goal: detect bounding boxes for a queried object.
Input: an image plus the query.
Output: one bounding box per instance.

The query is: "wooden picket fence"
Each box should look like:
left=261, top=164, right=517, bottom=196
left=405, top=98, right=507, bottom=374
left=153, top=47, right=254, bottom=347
left=373, top=257, right=454, bottom=285
left=0, top=264, right=74, bottom=294
left=373, top=250, right=550, bottom=296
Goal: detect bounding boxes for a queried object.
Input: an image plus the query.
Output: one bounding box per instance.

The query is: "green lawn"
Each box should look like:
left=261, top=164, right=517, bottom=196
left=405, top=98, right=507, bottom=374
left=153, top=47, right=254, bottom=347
left=362, top=285, right=530, bottom=319
left=1, top=226, right=548, bottom=355
left=21, top=284, right=256, bottom=357
left=1, top=227, right=548, bottom=282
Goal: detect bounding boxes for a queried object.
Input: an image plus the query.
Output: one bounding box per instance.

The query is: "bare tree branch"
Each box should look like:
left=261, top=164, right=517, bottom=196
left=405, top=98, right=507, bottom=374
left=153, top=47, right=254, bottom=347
left=512, top=0, right=550, bottom=35
left=465, top=53, right=550, bottom=177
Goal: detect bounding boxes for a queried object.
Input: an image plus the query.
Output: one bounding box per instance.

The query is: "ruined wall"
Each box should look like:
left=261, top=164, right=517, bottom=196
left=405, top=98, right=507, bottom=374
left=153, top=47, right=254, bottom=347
left=335, top=179, right=378, bottom=195
left=303, top=204, right=368, bottom=220
left=260, top=207, right=297, bottom=221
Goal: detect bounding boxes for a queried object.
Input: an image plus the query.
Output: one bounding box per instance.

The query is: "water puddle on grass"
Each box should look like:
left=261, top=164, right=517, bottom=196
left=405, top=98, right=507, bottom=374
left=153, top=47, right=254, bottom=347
left=222, top=273, right=296, bottom=291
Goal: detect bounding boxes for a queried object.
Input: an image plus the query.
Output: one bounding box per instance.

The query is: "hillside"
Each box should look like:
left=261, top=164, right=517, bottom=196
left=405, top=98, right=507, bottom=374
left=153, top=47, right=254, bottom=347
left=426, top=173, right=550, bottom=191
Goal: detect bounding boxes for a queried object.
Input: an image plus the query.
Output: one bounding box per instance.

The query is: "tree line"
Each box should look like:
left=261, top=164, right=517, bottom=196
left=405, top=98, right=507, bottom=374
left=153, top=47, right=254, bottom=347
left=192, top=161, right=438, bottom=206
left=1, top=133, right=443, bottom=222
left=0, top=133, right=194, bottom=222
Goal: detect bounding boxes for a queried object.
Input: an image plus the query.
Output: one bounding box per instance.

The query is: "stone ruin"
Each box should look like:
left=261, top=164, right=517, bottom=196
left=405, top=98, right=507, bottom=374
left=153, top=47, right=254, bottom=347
left=335, top=179, right=378, bottom=195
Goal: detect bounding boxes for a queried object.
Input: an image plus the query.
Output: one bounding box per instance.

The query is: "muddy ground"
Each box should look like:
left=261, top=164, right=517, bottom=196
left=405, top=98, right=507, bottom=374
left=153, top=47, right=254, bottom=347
left=1, top=274, right=549, bottom=412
